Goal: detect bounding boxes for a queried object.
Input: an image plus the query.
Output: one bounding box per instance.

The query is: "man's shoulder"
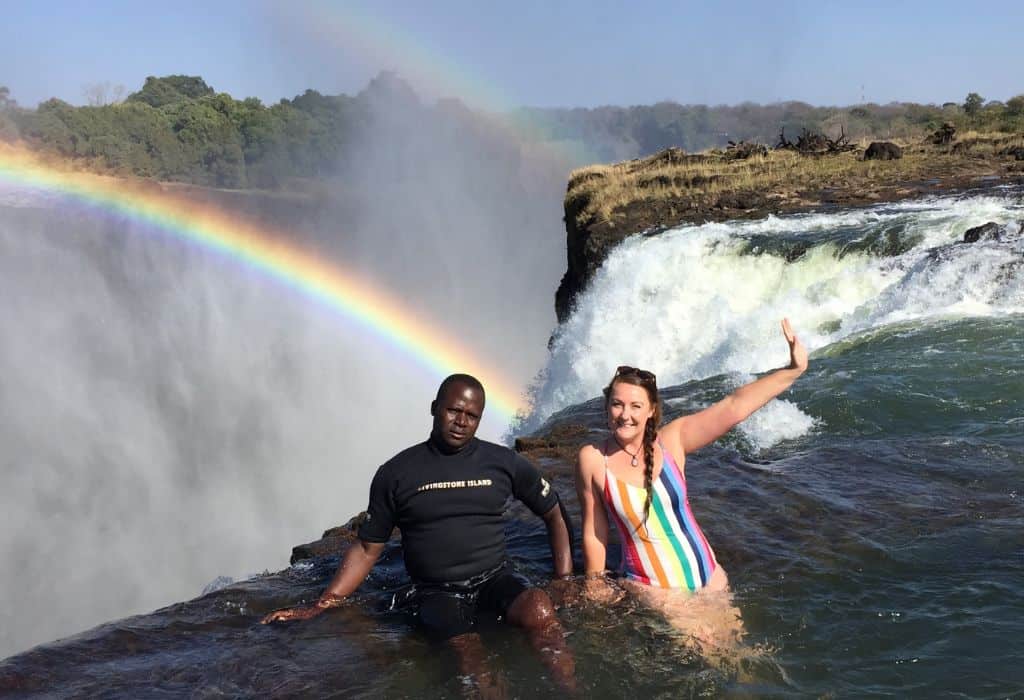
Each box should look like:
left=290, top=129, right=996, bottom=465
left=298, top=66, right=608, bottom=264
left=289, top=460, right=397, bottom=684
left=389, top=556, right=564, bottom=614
left=473, top=438, right=521, bottom=463
left=381, top=441, right=432, bottom=471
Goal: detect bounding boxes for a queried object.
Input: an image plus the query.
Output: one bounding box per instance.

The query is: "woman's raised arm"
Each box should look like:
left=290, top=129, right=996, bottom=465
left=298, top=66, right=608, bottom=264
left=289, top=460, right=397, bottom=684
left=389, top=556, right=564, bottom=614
left=661, top=318, right=808, bottom=455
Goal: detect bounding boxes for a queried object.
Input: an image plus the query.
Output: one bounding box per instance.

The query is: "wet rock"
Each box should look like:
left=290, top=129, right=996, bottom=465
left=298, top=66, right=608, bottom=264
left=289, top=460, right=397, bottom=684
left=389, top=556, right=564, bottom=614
left=289, top=514, right=368, bottom=564
left=864, top=142, right=903, bottom=161
left=963, top=222, right=1002, bottom=243
left=515, top=423, right=590, bottom=463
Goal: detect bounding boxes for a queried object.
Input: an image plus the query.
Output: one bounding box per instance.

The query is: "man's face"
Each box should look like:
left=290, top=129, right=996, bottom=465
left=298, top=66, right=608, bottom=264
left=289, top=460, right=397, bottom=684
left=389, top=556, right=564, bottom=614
left=431, top=382, right=484, bottom=450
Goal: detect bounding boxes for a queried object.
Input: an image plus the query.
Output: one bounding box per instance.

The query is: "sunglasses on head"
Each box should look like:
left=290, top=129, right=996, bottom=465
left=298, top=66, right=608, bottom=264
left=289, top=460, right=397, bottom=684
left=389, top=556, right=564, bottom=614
left=614, top=365, right=656, bottom=382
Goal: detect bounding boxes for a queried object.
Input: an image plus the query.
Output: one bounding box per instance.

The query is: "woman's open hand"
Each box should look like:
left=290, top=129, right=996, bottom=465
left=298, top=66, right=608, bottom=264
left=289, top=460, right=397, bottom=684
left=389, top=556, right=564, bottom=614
left=583, top=576, right=626, bottom=605
left=782, top=317, right=808, bottom=373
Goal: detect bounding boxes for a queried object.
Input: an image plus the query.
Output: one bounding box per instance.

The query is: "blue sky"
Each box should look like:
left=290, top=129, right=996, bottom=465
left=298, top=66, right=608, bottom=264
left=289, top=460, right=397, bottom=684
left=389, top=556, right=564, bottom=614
left=3, top=0, right=1022, bottom=109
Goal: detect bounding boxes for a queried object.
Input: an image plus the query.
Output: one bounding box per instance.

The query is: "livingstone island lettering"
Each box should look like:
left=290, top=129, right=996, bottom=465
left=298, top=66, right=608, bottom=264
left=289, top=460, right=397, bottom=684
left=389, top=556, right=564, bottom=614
left=417, top=479, right=494, bottom=492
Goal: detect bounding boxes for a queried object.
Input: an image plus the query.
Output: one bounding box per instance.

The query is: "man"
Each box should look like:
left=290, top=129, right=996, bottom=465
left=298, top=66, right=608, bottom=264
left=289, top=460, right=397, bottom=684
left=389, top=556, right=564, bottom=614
left=262, top=374, right=575, bottom=692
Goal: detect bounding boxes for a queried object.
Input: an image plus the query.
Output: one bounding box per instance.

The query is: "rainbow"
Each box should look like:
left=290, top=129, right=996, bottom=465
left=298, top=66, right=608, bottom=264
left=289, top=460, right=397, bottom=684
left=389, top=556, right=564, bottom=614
left=277, top=3, right=598, bottom=165
left=0, top=143, right=527, bottom=421
left=282, top=2, right=511, bottom=112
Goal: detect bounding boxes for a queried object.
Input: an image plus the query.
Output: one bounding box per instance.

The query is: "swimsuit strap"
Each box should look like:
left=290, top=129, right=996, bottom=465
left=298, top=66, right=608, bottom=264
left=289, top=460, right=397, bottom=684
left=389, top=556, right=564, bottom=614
left=601, top=439, right=610, bottom=468
left=656, top=438, right=673, bottom=468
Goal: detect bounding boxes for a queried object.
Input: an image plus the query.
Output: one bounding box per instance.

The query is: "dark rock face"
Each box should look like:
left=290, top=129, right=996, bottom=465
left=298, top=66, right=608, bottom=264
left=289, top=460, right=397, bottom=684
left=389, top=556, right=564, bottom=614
left=865, top=142, right=903, bottom=161
left=514, top=423, right=589, bottom=462
left=715, top=190, right=767, bottom=210
left=555, top=196, right=627, bottom=324
left=289, top=515, right=369, bottom=565
left=963, top=221, right=1002, bottom=243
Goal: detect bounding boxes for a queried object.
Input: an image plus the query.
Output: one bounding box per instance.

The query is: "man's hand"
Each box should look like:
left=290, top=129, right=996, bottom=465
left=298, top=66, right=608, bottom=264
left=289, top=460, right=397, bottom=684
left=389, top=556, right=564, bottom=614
left=261, top=605, right=323, bottom=624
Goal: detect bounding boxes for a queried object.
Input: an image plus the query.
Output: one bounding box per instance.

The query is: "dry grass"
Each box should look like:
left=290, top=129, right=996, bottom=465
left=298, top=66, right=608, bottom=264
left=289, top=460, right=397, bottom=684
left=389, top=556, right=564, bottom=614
left=566, top=133, right=1023, bottom=228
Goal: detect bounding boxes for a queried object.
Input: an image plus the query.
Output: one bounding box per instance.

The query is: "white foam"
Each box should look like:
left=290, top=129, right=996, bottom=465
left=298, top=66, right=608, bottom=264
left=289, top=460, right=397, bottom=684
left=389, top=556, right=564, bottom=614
left=736, top=398, right=818, bottom=451
left=525, top=193, right=1024, bottom=431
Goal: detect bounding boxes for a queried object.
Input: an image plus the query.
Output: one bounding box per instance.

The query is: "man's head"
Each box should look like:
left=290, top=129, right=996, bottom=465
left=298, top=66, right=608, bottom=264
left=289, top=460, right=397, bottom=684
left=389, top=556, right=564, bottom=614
left=430, top=374, right=486, bottom=451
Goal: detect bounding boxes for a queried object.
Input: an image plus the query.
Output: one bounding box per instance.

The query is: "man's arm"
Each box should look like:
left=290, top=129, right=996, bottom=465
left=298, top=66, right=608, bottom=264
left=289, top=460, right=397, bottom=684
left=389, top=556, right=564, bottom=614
left=261, top=539, right=386, bottom=623
left=541, top=500, right=573, bottom=579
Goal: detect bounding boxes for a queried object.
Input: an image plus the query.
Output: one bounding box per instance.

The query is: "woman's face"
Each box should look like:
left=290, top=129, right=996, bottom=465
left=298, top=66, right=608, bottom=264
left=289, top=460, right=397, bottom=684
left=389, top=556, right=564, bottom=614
left=607, top=380, right=654, bottom=443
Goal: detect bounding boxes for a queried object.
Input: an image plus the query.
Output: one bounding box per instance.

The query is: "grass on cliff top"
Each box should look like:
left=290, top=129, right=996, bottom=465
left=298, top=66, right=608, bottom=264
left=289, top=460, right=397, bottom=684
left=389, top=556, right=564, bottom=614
left=566, top=131, right=1024, bottom=227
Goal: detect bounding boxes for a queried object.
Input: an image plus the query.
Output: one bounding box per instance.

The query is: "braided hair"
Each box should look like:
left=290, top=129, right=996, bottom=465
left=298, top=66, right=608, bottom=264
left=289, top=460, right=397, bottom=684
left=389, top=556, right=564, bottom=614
left=603, top=367, right=662, bottom=527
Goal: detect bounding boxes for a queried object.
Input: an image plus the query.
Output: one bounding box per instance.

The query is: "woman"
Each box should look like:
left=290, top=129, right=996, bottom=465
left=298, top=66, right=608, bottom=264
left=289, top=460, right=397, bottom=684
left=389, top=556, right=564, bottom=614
left=574, top=318, right=808, bottom=656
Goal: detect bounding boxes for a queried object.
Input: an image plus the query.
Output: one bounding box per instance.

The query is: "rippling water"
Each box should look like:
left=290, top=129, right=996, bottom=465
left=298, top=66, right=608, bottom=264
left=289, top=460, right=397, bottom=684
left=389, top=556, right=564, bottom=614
left=2, top=190, right=1023, bottom=696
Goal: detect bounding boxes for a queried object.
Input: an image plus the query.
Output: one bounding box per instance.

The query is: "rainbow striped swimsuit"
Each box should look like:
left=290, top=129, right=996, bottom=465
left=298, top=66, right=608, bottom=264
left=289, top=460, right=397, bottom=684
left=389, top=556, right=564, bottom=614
left=602, top=443, right=717, bottom=590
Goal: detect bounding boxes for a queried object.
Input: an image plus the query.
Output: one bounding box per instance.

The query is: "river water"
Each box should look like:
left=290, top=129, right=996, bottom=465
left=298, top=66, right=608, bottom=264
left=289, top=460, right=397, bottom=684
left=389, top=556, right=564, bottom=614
left=2, top=188, right=1022, bottom=697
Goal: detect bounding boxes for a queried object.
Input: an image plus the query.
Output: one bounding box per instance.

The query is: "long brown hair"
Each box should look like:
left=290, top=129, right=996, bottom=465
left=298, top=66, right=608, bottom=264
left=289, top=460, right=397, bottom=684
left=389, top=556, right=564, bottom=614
left=603, top=367, right=662, bottom=526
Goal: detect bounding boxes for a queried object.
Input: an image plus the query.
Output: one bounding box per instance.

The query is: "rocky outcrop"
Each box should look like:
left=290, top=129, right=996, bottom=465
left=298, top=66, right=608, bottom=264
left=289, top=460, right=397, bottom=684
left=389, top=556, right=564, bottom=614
left=289, top=514, right=369, bottom=565
left=865, top=142, right=903, bottom=160
left=556, top=195, right=615, bottom=325
left=555, top=142, right=1019, bottom=323
left=963, top=221, right=1002, bottom=243
left=513, top=423, right=590, bottom=463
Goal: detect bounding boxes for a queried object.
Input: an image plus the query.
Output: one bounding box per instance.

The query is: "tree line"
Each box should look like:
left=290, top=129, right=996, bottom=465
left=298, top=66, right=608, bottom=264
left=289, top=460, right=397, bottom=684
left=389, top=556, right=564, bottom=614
left=0, top=75, right=364, bottom=188
left=1, top=75, right=1022, bottom=189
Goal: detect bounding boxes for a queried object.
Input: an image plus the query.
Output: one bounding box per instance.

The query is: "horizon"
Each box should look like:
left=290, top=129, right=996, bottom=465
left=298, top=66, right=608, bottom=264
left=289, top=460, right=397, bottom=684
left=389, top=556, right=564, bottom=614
left=3, top=1, right=1022, bottom=111
left=2, top=68, right=995, bottom=113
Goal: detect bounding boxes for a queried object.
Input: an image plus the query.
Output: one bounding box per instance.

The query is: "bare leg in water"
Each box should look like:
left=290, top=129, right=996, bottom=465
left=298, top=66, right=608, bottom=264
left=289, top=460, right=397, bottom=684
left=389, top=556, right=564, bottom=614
left=442, top=587, right=576, bottom=698
left=447, top=633, right=509, bottom=700
left=622, top=566, right=749, bottom=668
left=506, top=588, right=577, bottom=694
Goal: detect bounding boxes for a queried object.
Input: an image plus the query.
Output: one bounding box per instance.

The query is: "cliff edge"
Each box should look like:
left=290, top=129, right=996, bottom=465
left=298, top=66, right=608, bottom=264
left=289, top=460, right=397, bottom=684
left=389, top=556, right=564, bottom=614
left=555, top=133, right=1024, bottom=323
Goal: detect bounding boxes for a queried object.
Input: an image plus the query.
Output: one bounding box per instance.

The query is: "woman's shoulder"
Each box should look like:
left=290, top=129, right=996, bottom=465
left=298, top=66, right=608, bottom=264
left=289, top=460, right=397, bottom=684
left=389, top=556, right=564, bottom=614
left=655, top=428, right=686, bottom=469
left=576, top=441, right=606, bottom=471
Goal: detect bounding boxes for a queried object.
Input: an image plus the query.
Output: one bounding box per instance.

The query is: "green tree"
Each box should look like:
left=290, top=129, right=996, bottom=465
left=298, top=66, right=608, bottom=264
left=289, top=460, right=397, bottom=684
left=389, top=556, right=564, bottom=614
left=0, top=87, right=17, bottom=140
left=1005, top=94, right=1024, bottom=117
left=127, top=75, right=214, bottom=108
left=166, top=97, right=246, bottom=186
left=963, top=92, right=984, bottom=117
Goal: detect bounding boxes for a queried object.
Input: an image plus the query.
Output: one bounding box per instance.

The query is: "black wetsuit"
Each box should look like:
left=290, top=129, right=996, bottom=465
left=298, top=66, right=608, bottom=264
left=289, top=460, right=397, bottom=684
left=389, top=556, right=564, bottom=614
left=358, top=436, right=558, bottom=639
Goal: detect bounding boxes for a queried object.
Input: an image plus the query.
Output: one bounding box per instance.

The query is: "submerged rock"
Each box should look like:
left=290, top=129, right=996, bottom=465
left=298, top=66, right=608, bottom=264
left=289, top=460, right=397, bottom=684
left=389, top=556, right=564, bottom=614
left=963, top=221, right=1002, bottom=243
